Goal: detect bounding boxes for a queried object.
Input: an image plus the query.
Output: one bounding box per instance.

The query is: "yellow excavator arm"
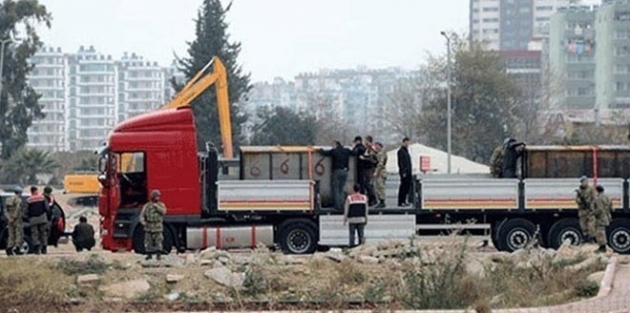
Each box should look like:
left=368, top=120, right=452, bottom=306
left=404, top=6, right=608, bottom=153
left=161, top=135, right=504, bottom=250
left=161, top=57, right=234, bottom=159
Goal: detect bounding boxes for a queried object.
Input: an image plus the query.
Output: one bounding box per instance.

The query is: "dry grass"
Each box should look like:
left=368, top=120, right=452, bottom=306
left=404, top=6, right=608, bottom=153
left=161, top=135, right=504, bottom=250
left=0, top=258, right=71, bottom=311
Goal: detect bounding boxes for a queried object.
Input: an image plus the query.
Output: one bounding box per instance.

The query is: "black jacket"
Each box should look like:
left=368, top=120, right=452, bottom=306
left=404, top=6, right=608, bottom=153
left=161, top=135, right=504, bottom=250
left=398, top=146, right=412, bottom=175
left=352, top=143, right=371, bottom=170
left=502, top=140, right=525, bottom=175
left=322, top=145, right=354, bottom=170
left=72, top=222, right=95, bottom=244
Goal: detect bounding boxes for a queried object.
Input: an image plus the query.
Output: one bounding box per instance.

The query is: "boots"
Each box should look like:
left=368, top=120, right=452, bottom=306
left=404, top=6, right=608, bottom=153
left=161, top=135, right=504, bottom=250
left=13, top=247, right=23, bottom=255
left=5, top=248, right=14, bottom=256
left=32, top=245, right=40, bottom=255
left=375, top=199, right=386, bottom=209
left=596, top=245, right=607, bottom=253
left=41, top=245, right=47, bottom=255
left=156, top=252, right=162, bottom=261
left=145, top=253, right=153, bottom=261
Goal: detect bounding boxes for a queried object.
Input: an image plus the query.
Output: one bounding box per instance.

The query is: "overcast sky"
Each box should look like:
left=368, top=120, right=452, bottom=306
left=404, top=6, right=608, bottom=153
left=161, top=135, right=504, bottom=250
left=36, top=0, right=599, bottom=82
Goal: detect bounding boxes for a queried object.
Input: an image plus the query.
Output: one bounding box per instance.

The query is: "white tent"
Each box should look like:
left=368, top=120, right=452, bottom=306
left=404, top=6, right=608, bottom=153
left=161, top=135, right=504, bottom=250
left=386, top=143, right=490, bottom=174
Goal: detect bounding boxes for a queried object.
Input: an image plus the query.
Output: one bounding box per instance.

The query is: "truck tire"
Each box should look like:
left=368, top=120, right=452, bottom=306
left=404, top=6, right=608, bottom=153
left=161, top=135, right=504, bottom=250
left=547, top=218, right=583, bottom=250
left=496, top=218, right=536, bottom=252
left=608, top=218, right=630, bottom=255
left=132, top=225, right=174, bottom=255
left=491, top=219, right=507, bottom=250
left=277, top=218, right=318, bottom=254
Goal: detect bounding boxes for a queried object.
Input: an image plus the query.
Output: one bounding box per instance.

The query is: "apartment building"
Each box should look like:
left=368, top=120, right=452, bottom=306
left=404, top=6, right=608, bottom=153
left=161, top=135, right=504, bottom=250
left=117, top=52, right=167, bottom=122
left=470, top=0, right=583, bottom=50
left=27, top=47, right=68, bottom=151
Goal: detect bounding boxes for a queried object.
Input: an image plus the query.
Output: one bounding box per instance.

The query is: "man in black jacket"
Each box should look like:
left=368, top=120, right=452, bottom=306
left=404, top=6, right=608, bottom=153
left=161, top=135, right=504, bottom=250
left=352, top=136, right=376, bottom=202
left=321, top=141, right=354, bottom=211
left=502, top=138, right=526, bottom=178
left=397, top=137, right=413, bottom=207
left=72, top=216, right=95, bottom=252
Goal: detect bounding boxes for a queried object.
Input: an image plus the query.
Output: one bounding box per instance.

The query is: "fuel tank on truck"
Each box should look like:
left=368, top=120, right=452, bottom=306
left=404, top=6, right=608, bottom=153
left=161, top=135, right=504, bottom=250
left=186, top=226, right=274, bottom=250
left=239, top=146, right=358, bottom=208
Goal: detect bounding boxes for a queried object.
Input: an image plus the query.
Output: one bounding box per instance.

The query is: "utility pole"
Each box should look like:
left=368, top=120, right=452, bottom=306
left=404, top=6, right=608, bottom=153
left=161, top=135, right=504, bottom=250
left=440, top=31, right=452, bottom=174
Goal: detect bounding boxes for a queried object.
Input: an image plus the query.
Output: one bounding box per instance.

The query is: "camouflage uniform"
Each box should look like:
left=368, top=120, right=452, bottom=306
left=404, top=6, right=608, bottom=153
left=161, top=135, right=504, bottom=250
left=140, top=200, right=166, bottom=254
left=5, top=194, right=23, bottom=253
left=489, top=145, right=504, bottom=178
left=374, top=149, right=388, bottom=207
left=575, top=185, right=596, bottom=239
left=593, top=191, right=612, bottom=246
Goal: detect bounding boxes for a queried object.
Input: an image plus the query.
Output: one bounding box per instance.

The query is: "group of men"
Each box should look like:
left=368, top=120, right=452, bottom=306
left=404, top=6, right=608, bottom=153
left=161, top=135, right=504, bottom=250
left=4, top=185, right=95, bottom=255
left=321, top=136, right=414, bottom=247
left=576, top=176, right=613, bottom=253
left=490, top=138, right=526, bottom=178
left=321, top=136, right=413, bottom=211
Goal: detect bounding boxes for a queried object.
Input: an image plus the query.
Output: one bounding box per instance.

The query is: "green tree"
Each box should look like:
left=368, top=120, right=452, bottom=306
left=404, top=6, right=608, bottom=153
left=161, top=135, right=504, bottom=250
left=250, top=106, right=317, bottom=146
left=0, top=0, right=51, bottom=159
left=0, top=149, right=57, bottom=184
left=418, top=33, right=524, bottom=163
left=174, top=0, right=250, bottom=151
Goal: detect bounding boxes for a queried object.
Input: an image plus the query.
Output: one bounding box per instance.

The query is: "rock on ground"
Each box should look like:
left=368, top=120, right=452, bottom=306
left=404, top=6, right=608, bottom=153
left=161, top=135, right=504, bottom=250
left=166, top=274, right=185, bottom=283
left=100, top=279, right=150, bottom=299
left=588, top=271, right=605, bottom=285
left=358, top=255, right=380, bottom=264
left=77, top=274, right=99, bottom=284
left=205, top=266, right=245, bottom=288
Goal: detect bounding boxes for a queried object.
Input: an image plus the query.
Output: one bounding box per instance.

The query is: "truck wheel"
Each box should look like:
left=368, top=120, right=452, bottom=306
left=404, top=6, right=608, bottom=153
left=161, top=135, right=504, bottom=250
left=491, top=219, right=507, bottom=250
left=496, top=218, right=536, bottom=252
left=547, top=218, right=583, bottom=249
left=608, top=218, right=630, bottom=255
left=278, top=219, right=318, bottom=254
left=132, top=225, right=174, bottom=255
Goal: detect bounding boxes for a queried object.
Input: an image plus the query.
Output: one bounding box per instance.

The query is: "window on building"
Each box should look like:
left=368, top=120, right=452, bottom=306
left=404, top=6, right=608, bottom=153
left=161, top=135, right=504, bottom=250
left=483, top=7, right=499, bottom=12
left=536, top=6, right=553, bottom=11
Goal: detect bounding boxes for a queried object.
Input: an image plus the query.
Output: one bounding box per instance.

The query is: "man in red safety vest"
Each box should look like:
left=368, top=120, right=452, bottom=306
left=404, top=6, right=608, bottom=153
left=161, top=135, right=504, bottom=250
left=343, top=184, right=369, bottom=247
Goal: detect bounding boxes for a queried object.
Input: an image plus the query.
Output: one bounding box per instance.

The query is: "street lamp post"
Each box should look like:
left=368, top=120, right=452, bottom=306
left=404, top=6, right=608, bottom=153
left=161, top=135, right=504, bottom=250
left=440, top=31, right=452, bottom=174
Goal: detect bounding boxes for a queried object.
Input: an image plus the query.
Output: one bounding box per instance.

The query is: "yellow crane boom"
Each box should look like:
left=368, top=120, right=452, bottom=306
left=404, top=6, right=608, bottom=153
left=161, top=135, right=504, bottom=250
left=161, top=57, right=233, bottom=159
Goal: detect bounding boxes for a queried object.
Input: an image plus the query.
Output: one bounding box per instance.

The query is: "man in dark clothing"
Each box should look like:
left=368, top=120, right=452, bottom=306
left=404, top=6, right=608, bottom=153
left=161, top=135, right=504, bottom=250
left=321, top=141, right=354, bottom=211
left=397, top=137, right=413, bottom=207
left=502, top=138, right=526, bottom=178
left=361, top=135, right=378, bottom=206
left=352, top=136, right=375, bottom=201
left=72, top=216, right=95, bottom=252
left=26, top=186, right=49, bottom=254
left=43, top=186, right=65, bottom=247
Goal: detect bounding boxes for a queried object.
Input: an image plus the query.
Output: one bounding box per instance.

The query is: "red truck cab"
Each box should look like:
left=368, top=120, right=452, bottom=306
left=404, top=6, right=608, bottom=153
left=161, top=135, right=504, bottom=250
left=98, top=107, right=201, bottom=251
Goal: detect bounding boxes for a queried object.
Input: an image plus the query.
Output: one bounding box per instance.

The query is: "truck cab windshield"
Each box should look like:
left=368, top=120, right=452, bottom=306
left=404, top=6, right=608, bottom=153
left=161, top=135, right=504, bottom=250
left=117, top=152, right=147, bottom=208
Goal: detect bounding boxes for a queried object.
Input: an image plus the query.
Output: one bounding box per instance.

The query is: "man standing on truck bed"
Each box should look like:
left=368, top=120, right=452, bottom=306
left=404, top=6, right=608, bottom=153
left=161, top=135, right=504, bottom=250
left=140, top=190, right=167, bottom=260
left=397, top=137, right=412, bottom=207
left=361, top=135, right=378, bottom=206
left=502, top=138, right=526, bottom=178
left=320, top=141, right=354, bottom=211
left=344, top=184, right=368, bottom=247
left=373, top=142, right=388, bottom=209
left=593, top=185, right=612, bottom=253
left=489, top=138, right=509, bottom=178
left=27, top=186, right=49, bottom=254
left=576, top=176, right=596, bottom=243
left=5, top=186, right=24, bottom=256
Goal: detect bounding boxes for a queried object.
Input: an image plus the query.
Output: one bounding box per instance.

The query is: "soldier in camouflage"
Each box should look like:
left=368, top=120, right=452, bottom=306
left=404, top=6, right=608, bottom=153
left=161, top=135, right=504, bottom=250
left=5, top=186, right=24, bottom=256
left=593, top=185, right=613, bottom=253
left=575, top=176, right=596, bottom=243
left=489, top=138, right=509, bottom=178
left=139, top=190, right=167, bottom=260
left=373, top=142, right=388, bottom=209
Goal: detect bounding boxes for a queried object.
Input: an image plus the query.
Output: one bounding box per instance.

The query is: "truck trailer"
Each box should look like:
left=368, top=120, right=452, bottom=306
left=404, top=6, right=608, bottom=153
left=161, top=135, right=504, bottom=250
left=96, top=106, right=630, bottom=254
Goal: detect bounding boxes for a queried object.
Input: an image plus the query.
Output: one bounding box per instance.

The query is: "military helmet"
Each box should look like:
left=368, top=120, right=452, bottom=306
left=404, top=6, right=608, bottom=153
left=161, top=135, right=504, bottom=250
left=12, top=185, right=23, bottom=194
left=580, top=175, right=588, bottom=182
left=150, top=189, right=161, bottom=199
left=43, top=186, right=53, bottom=195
